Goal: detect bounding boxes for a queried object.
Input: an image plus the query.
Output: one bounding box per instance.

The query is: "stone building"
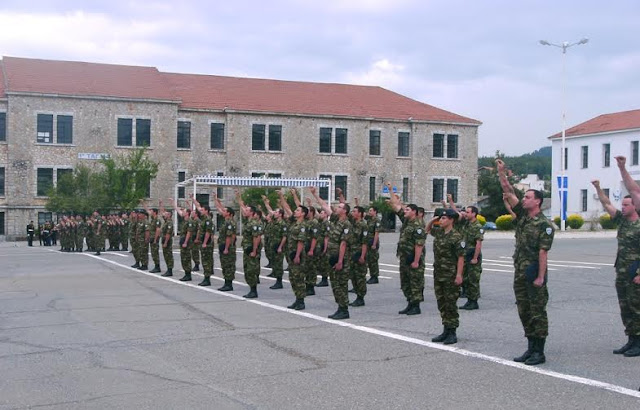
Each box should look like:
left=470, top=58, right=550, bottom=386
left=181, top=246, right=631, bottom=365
left=0, top=56, right=481, bottom=240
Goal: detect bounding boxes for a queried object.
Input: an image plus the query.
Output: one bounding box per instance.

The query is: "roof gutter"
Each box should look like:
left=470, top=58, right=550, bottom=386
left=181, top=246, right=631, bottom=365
left=5, top=91, right=181, bottom=105
left=548, top=127, right=640, bottom=140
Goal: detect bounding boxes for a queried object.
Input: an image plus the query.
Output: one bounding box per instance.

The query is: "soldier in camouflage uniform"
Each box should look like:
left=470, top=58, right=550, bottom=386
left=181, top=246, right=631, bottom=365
left=214, top=192, right=237, bottom=291
left=304, top=205, right=321, bottom=296
left=190, top=210, right=201, bottom=272
left=129, top=211, right=139, bottom=267
left=348, top=206, right=369, bottom=307
left=197, top=205, right=215, bottom=286
left=262, top=211, right=276, bottom=271
left=310, top=186, right=352, bottom=320
left=93, top=212, right=104, bottom=255
left=135, top=211, right=150, bottom=270
left=74, top=215, right=85, bottom=252
left=120, top=213, right=130, bottom=251
left=315, top=208, right=331, bottom=287
left=365, top=206, right=381, bottom=284
left=144, top=207, right=163, bottom=273
left=160, top=208, right=174, bottom=277
left=236, top=190, right=263, bottom=298
left=268, top=208, right=287, bottom=290
left=428, top=208, right=465, bottom=345
left=286, top=206, right=309, bottom=310
left=460, top=206, right=484, bottom=310
left=498, top=159, right=554, bottom=366
left=174, top=200, right=196, bottom=281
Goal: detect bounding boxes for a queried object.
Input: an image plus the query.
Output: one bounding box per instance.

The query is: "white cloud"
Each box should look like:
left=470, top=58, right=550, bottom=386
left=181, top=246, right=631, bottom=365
left=344, top=58, right=406, bottom=88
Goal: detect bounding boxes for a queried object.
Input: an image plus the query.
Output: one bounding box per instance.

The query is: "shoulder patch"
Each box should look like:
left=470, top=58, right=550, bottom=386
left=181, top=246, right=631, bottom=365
left=343, top=228, right=349, bottom=234
left=376, top=222, right=380, bottom=227
left=460, top=241, right=466, bottom=248
left=227, top=225, right=232, bottom=230
left=206, top=221, right=210, bottom=225
left=253, top=226, right=257, bottom=231
left=283, top=227, right=287, bottom=231
left=313, top=228, right=317, bottom=233
left=546, top=227, right=552, bottom=235
left=363, top=230, right=368, bottom=236
left=301, top=227, right=306, bottom=233
left=480, top=229, right=484, bottom=234
left=258, top=226, right=262, bottom=231
left=417, top=228, right=422, bottom=234
left=326, top=226, right=331, bottom=231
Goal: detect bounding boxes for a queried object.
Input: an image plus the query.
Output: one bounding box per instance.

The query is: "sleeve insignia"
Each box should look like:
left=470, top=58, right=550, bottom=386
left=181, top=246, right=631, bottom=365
left=460, top=241, right=466, bottom=248
left=363, top=231, right=368, bottom=236
left=417, top=228, right=423, bottom=234
left=313, top=228, right=317, bottom=233
left=344, top=228, right=349, bottom=234
left=301, top=227, right=306, bottom=232
left=283, top=227, right=287, bottom=231
left=546, top=227, right=552, bottom=235
left=253, top=226, right=258, bottom=231
left=480, top=229, right=484, bottom=234
left=227, top=225, right=232, bottom=230
left=258, top=226, right=262, bottom=231
left=327, top=226, right=331, bottom=231
left=206, top=221, right=210, bottom=225
left=376, top=222, right=380, bottom=227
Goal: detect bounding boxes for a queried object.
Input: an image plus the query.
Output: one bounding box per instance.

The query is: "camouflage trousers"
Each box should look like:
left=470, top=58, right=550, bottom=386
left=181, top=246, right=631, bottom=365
left=434, top=273, right=460, bottom=329
left=350, top=257, right=368, bottom=298
left=162, top=241, right=174, bottom=269
left=367, top=246, right=379, bottom=278
left=120, top=233, right=129, bottom=251
left=463, top=261, right=483, bottom=300
left=180, top=242, right=192, bottom=273
left=615, top=268, right=640, bottom=336
left=513, top=264, right=549, bottom=338
left=136, top=240, right=148, bottom=266
left=75, top=234, right=84, bottom=251
left=289, top=258, right=306, bottom=299
left=202, top=245, right=214, bottom=278
left=220, top=248, right=236, bottom=281
left=304, top=253, right=319, bottom=287
left=191, top=245, right=201, bottom=266
left=271, top=249, right=285, bottom=279
left=150, top=241, right=160, bottom=266
left=131, top=236, right=138, bottom=258
left=243, top=249, right=261, bottom=287
left=264, top=238, right=274, bottom=265
left=330, top=258, right=350, bottom=309
left=399, top=257, right=425, bottom=303
left=318, top=253, right=331, bottom=279
left=94, top=234, right=105, bottom=252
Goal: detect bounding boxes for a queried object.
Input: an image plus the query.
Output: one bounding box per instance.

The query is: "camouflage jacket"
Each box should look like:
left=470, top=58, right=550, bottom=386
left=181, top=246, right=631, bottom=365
left=513, top=203, right=554, bottom=265
left=612, top=210, right=640, bottom=268
left=431, top=226, right=465, bottom=276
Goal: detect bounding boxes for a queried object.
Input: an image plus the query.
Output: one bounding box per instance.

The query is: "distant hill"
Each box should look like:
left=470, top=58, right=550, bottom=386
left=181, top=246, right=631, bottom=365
left=528, top=146, right=551, bottom=158
left=478, top=146, right=551, bottom=180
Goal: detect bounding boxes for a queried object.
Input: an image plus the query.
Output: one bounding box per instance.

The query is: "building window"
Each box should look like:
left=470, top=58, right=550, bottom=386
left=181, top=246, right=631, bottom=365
left=581, top=189, right=588, bottom=212
left=178, top=171, right=186, bottom=199
left=0, top=211, right=4, bottom=235
left=369, top=130, right=381, bottom=156
left=0, top=112, right=6, bottom=142
left=210, top=123, right=225, bottom=150
left=335, top=175, right=348, bottom=199
left=632, top=141, right=639, bottom=166
left=564, top=147, right=568, bottom=170
left=56, top=168, right=72, bottom=186
left=369, top=176, right=376, bottom=202
left=117, top=118, right=133, bottom=146
left=216, top=171, right=224, bottom=199
left=581, top=146, right=589, bottom=169
left=252, top=124, right=266, bottom=151
left=402, top=177, right=409, bottom=203
left=433, top=133, right=444, bottom=158
left=136, top=119, right=151, bottom=147
left=335, top=128, right=348, bottom=154
left=268, top=125, right=282, bottom=151
left=0, top=167, right=4, bottom=196
left=319, top=128, right=332, bottom=153
left=38, top=212, right=52, bottom=226
left=398, top=132, right=410, bottom=157
left=176, top=121, right=191, bottom=149
left=603, top=188, right=610, bottom=198
left=319, top=174, right=331, bottom=200
left=603, top=143, right=610, bottom=168
left=432, top=178, right=444, bottom=202
left=37, top=114, right=54, bottom=143
left=447, top=179, right=458, bottom=203
left=37, top=168, right=54, bottom=196
left=56, top=115, right=73, bottom=144
left=447, top=134, right=458, bottom=158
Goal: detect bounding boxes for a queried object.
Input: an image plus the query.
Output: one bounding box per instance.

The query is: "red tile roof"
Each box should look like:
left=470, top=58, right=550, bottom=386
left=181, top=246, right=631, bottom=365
left=0, top=60, right=6, bottom=98
left=2, top=56, right=177, bottom=101
left=163, top=72, right=480, bottom=124
left=0, top=56, right=480, bottom=125
left=550, top=109, right=640, bottom=139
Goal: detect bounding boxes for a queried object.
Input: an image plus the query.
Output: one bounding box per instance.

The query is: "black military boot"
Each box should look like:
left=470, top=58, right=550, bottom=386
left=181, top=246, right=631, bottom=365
left=306, top=284, right=316, bottom=296
left=349, top=296, right=365, bottom=307
left=316, top=277, right=329, bottom=287
left=460, top=299, right=479, bottom=310
left=218, top=280, right=233, bottom=291
left=161, top=269, right=173, bottom=277
left=179, top=272, right=192, bottom=282
left=525, top=338, right=546, bottom=365
left=95, top=250, right=101, bottom=255
left=443, top=328, right=458, bottom=345
left=131, top=262, right=140, bottom=268
left=623, top=336, right=640, bottom=357
left=138, top=265, right=148, bottom=271
left=432, top=327, right=450, bottom=343
left=348, top=288, right=355, bottom=293
left=328, top=307, right=349, bottom=320
left=198, top=277, right=211, bottom=286
left=366, top=276, right=379, bottom=284
left=405, top=302, right=421, bottom=315
left=398, top=301, right=412, bottom=314
left=265, top=263, right=272, bottom=268
left=514, top=337, right=534, bottom=362
left=269, top=278, right=283, bottom=289
left=613, top=336, right=633, bottom=354
left=287, top=298, right=305, bottom=310
left=150, top=265, right=161, bottom=273
left=192, top=264, right=200, bottom=272
left=267, top=272, right=276, bottom=278
left=243, top=286, right=258, bottom=298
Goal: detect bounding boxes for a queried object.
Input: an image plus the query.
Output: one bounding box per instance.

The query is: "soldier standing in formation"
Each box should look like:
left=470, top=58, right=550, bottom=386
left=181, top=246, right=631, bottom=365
left=213, top=193, right=237, bottom=291
left=348, top=206, right=369, bottom=307
left=365, top=206, right=381, bottom=285
left=236, top=190, right=263, bottom=298
left=159, top=205, right=174, bottom=277
left=498, top=158, right=554, bottom=366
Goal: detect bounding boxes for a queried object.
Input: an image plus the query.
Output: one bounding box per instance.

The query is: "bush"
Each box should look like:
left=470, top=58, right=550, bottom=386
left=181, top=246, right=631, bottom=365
left=495, top=214, right=514, bottom=230
left=477, top=214, right=486, bottom=226
left=567, top=214, right=584, bottom=229
left=553, top=216, right=561, bottom=227
left=599, top=213, right=618, bottom=229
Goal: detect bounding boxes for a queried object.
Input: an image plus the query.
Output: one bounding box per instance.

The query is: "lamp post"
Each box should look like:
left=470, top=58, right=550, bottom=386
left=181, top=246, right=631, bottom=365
left=539, top=38, right=589, bottom=231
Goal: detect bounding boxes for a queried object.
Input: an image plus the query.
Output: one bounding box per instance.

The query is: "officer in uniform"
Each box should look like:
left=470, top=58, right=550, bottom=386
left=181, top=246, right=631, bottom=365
left=460, top=206, right=484, bottom=310
left=236, top=189, right=263, bottom=298
left=147, top=207, right=163, bottom=273
left=315, top=208, right=331, bottom=287
left=214, top=192, right=237, bottom=291
left=27, top=221, right=35, bottom=246
left=173, top=199, right=196, bottom=281
left=427, top=208, right=465, bottom=344
left=135, top=211, right=149, bottom=270
left=160, top=208, right=174, bottom=277
left=365, top=207, right=381, bottom=284
left=198, top=205, right=215, bottom=286
left=286, top=205, right=309, bottom=310
left=498, top=159, right=554, bottom=366
left=349, top=206, right=369, bottom=307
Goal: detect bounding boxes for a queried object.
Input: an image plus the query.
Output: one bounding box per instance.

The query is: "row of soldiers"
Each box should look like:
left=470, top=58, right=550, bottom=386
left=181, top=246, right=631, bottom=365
left=54, top=213, right=131, bottom=254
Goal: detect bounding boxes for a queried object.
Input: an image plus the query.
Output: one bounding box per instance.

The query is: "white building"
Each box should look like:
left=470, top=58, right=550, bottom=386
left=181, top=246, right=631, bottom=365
left=515, top=174, right=545, bottom=192
left=550, top=109, right=640, bottom=220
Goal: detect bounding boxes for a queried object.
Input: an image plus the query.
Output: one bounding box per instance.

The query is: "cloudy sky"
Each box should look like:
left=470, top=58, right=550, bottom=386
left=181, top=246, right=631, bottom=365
left=1, top=0, right=638, bottom=156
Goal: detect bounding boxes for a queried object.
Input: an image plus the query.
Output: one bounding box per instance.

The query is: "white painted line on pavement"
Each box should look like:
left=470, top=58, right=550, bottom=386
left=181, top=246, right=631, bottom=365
left=498, top=256, right=611, bottom=267
left=80, top=252, right=640, bottom=400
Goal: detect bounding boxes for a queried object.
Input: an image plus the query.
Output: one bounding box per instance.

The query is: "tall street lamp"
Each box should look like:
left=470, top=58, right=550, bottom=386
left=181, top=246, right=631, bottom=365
left=539, top=38, right=589, bottom=231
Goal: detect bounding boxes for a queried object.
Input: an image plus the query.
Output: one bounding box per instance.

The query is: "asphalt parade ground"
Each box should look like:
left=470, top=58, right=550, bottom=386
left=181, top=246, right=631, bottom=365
left=1, top=232, right=639, bottom=409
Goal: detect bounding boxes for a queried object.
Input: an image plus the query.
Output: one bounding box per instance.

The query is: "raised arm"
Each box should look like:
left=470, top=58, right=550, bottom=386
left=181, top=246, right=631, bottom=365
left=309, top=186, right=332, bottom=216
left=235, top=189, right=249, bottom=213
left=290, top=188, right=302, bottom=207
left=336, top=187, right=346, bottom=204
left=591, top=180, right=617, bottom=218
left=616, top=156, right=640, bottom=208
left=386, top=182, right=402, bottom=213
left=503, top=193, right=517, bottom=220
left=212, top=191, right=225, bottom=214
left=496, top=159, right=518, bottom=208
left=171, top=197, right=188, bottom=218
left=261, top=195, right=274, bottom=214
left=277, top=189, right=293, bottom=217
